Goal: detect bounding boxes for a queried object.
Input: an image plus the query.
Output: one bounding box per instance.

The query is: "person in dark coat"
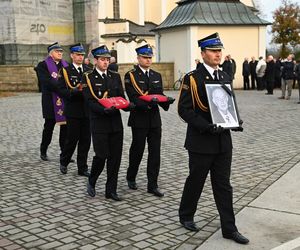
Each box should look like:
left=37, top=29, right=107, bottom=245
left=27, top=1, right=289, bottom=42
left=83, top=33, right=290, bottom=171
left=265, top=55, right=276, bottom=95
left=249, top=56, right=258, bottom=89
left=84, top=58, right=94, bottom=69
left=108, top=56, right=119, bottom=72
left=195, top=59, right=201, bottom=69
left=83, top=45, right=132, bottom=201
left=279, top=54, right=295, bottom=100
left=242, top=57, right=250, bottom=90
left=124, top=44, right=175, bottom=198
left=228, top=55, right=236, bottom=80
left=295, top=61, right=300, bottom=104
left=220, top=56, right=233, bottom=80
left=55, top=43, right=91, bottom=177
left=274, top=58, right=282, bottom=88
left=34, top=42, right=68, bottom=161
left=177, top=33, right=249, bottom=245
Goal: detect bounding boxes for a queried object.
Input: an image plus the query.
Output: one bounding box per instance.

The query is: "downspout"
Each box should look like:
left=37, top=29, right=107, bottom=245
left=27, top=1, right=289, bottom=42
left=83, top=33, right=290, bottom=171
left=157, top=31, right=161, bottom=62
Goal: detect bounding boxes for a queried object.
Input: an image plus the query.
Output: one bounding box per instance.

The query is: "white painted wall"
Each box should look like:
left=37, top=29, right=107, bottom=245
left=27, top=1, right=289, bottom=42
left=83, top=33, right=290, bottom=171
left=258, top=26, right=267, bottom=58
left=158, top=27, right=189, bottom=82
left=157, top=25, right=267, bottom=88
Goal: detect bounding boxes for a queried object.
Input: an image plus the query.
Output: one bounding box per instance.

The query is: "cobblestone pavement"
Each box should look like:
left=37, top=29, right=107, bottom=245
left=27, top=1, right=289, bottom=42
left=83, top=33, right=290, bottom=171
left=0, top=89, right=300, bottom=250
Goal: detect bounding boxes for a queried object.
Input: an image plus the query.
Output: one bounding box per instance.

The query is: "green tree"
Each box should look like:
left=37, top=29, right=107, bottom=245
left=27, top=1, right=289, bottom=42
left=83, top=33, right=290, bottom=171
left=271, top=0, right=300, bottom=58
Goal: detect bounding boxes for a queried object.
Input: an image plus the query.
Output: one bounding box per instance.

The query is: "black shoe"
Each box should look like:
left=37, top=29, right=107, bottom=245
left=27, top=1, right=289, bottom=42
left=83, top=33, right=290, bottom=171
left=70, top=159, right=75, bottom=163
left=60, top=164, right=67, bottom=174
left=105, top=193, right=122, bottom=201
left=128, top=181, right=138, bottom=190
left=78, top=170, right=90, bottom=177
left=297, top=101, right=300, bottom=104
left=147, top=188, right=164, bottom=197
left=223, top=231, right=249, bottom=244
left=180, top=220, right=200, bottom=232
left=87, top=182, right=96, bottom=197
left=40, top=154, right=48, bottom=161
left=265, top=93, right=273, bottom=95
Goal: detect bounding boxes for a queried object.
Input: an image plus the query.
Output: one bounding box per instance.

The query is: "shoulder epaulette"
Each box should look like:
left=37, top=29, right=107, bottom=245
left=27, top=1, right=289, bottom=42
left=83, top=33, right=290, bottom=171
left=84, top=70, right=93, bottom=76
left=108, top=69, right=119, bottom=75
left=128, top=71, right=148, bottom=96
left=187, top=70, right=196, bottom=76
left=85, top=74, right=108, bottom=100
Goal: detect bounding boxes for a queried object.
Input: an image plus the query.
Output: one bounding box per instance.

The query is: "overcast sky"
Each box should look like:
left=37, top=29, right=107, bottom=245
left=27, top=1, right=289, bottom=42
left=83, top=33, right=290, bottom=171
left=256, top=0, right=299, bottom=47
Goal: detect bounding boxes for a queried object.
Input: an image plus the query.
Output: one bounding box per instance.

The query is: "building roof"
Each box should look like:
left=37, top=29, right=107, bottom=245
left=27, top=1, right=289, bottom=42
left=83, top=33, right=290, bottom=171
left=153, top=0, right=270, bottom=31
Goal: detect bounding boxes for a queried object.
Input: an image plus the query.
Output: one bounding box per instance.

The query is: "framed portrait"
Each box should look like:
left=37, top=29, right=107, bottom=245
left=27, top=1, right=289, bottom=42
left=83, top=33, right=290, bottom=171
left=205, top=81, right=240, bottom=129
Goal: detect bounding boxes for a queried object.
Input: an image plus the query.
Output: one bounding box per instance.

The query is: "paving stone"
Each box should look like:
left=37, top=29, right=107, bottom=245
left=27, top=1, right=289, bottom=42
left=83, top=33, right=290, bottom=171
left=1, top=90, right=300, bottom=249
left=0, top=238, right=12, bottom=247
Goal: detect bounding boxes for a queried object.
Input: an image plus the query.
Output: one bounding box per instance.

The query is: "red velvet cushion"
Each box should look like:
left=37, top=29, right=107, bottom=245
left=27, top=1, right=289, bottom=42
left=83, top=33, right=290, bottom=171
left=139, top=94, right=168, bottom=103
left=98, top=97, right=129, bottom=109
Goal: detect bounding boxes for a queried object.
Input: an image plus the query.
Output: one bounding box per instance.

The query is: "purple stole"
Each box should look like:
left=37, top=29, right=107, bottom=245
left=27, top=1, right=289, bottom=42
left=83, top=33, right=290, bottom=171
left=45, top=56, right=68, bottom=125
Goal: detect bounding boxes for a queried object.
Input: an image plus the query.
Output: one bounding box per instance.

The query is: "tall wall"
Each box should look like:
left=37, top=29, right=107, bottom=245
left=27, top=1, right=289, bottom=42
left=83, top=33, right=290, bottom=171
left=0, top=63, right=174, bottom=92
left=157, top=25, right=265, bottom=89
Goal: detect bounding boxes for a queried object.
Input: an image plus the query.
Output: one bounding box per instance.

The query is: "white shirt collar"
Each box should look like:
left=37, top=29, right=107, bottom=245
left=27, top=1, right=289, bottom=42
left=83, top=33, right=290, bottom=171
left=138, top=65, right=149, bottom=75
left=73, top=63, right=82, bottom=71
left=95, top=67, right=107, bottom=78
left=203, top=62, right=219, bottom=79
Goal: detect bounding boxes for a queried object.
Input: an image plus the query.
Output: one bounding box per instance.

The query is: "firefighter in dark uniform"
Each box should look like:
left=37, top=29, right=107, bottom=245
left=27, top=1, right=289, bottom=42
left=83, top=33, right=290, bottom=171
left=83, top=45, right=131, bottom=201
left=178, top=33, right=249, bottom=244
left=56, top=43, right=91, bottom=177
left=124, top=44, right=175, bottom=197
left=35, top=42, right=67, bottom=161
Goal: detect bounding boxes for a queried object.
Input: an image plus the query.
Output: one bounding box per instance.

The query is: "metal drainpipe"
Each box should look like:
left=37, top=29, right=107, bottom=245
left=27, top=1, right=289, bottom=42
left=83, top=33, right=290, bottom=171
left=157, top=32, right=161, bottom=62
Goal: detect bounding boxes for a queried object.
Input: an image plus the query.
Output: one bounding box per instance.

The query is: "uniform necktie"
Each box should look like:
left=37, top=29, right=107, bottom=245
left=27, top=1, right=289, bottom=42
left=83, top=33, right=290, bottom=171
left=213, top=70, right=219, bottom=81
left=102, top=73, right=107, bottom=79
left=145, top=71, right=149, bottom=88
left=77, top=67, right=83, bottom=82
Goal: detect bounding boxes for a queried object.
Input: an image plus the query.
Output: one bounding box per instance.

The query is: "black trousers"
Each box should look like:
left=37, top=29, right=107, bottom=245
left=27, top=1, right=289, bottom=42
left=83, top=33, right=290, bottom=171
left=275, top=75, right=281, bottom=88
left=243, top=75, right=250, bottom=90
left=266, top=80, right=274, bottom=94
left=40, top=118, right=67, bottom=155
left=89, top=131, right=123, bottom=194
left=127, top=127, right=161, bottom=189
left=250, top=74, right=256, bottom=89
left=179, top=151, right=237, bottom=235
left=60, top=117, right=91, bottom=172
left=257, top=77, right=265, bottom=90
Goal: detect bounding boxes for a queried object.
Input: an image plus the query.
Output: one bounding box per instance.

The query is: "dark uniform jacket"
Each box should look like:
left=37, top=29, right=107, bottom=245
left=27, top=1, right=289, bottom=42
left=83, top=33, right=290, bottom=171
left=178, top=64, right=232, bottom=154
left=125, top=66, right=169, bottom=128
left=56, top=64, right=90, bottom=118
left=82, top=69, right=125, bottom=133
left=35, top=60, right=67, bottom=119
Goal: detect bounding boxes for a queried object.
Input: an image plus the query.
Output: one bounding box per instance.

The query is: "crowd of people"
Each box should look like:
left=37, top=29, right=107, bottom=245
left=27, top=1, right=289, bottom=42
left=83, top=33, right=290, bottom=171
left=242, top=54, right=300, bottom=103
left=35, top=42, right=175, bottom=202
left=34, top=32, right=250, bottom=245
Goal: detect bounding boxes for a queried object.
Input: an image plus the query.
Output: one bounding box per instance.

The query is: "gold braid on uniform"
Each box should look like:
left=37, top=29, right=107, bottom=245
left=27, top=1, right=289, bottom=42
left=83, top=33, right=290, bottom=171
left=85, top=74, right=108, bottom=101
left=129, top=72, right=148, bottom=96
left=62, top=68, right=79, bottom=89
left=190, top=75, right=208, bottom=112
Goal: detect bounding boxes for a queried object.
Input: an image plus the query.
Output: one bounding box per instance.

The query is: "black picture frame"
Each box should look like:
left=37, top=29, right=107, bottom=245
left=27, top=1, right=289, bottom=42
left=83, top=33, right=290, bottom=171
left=205, top=81, right=240, bottom=129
